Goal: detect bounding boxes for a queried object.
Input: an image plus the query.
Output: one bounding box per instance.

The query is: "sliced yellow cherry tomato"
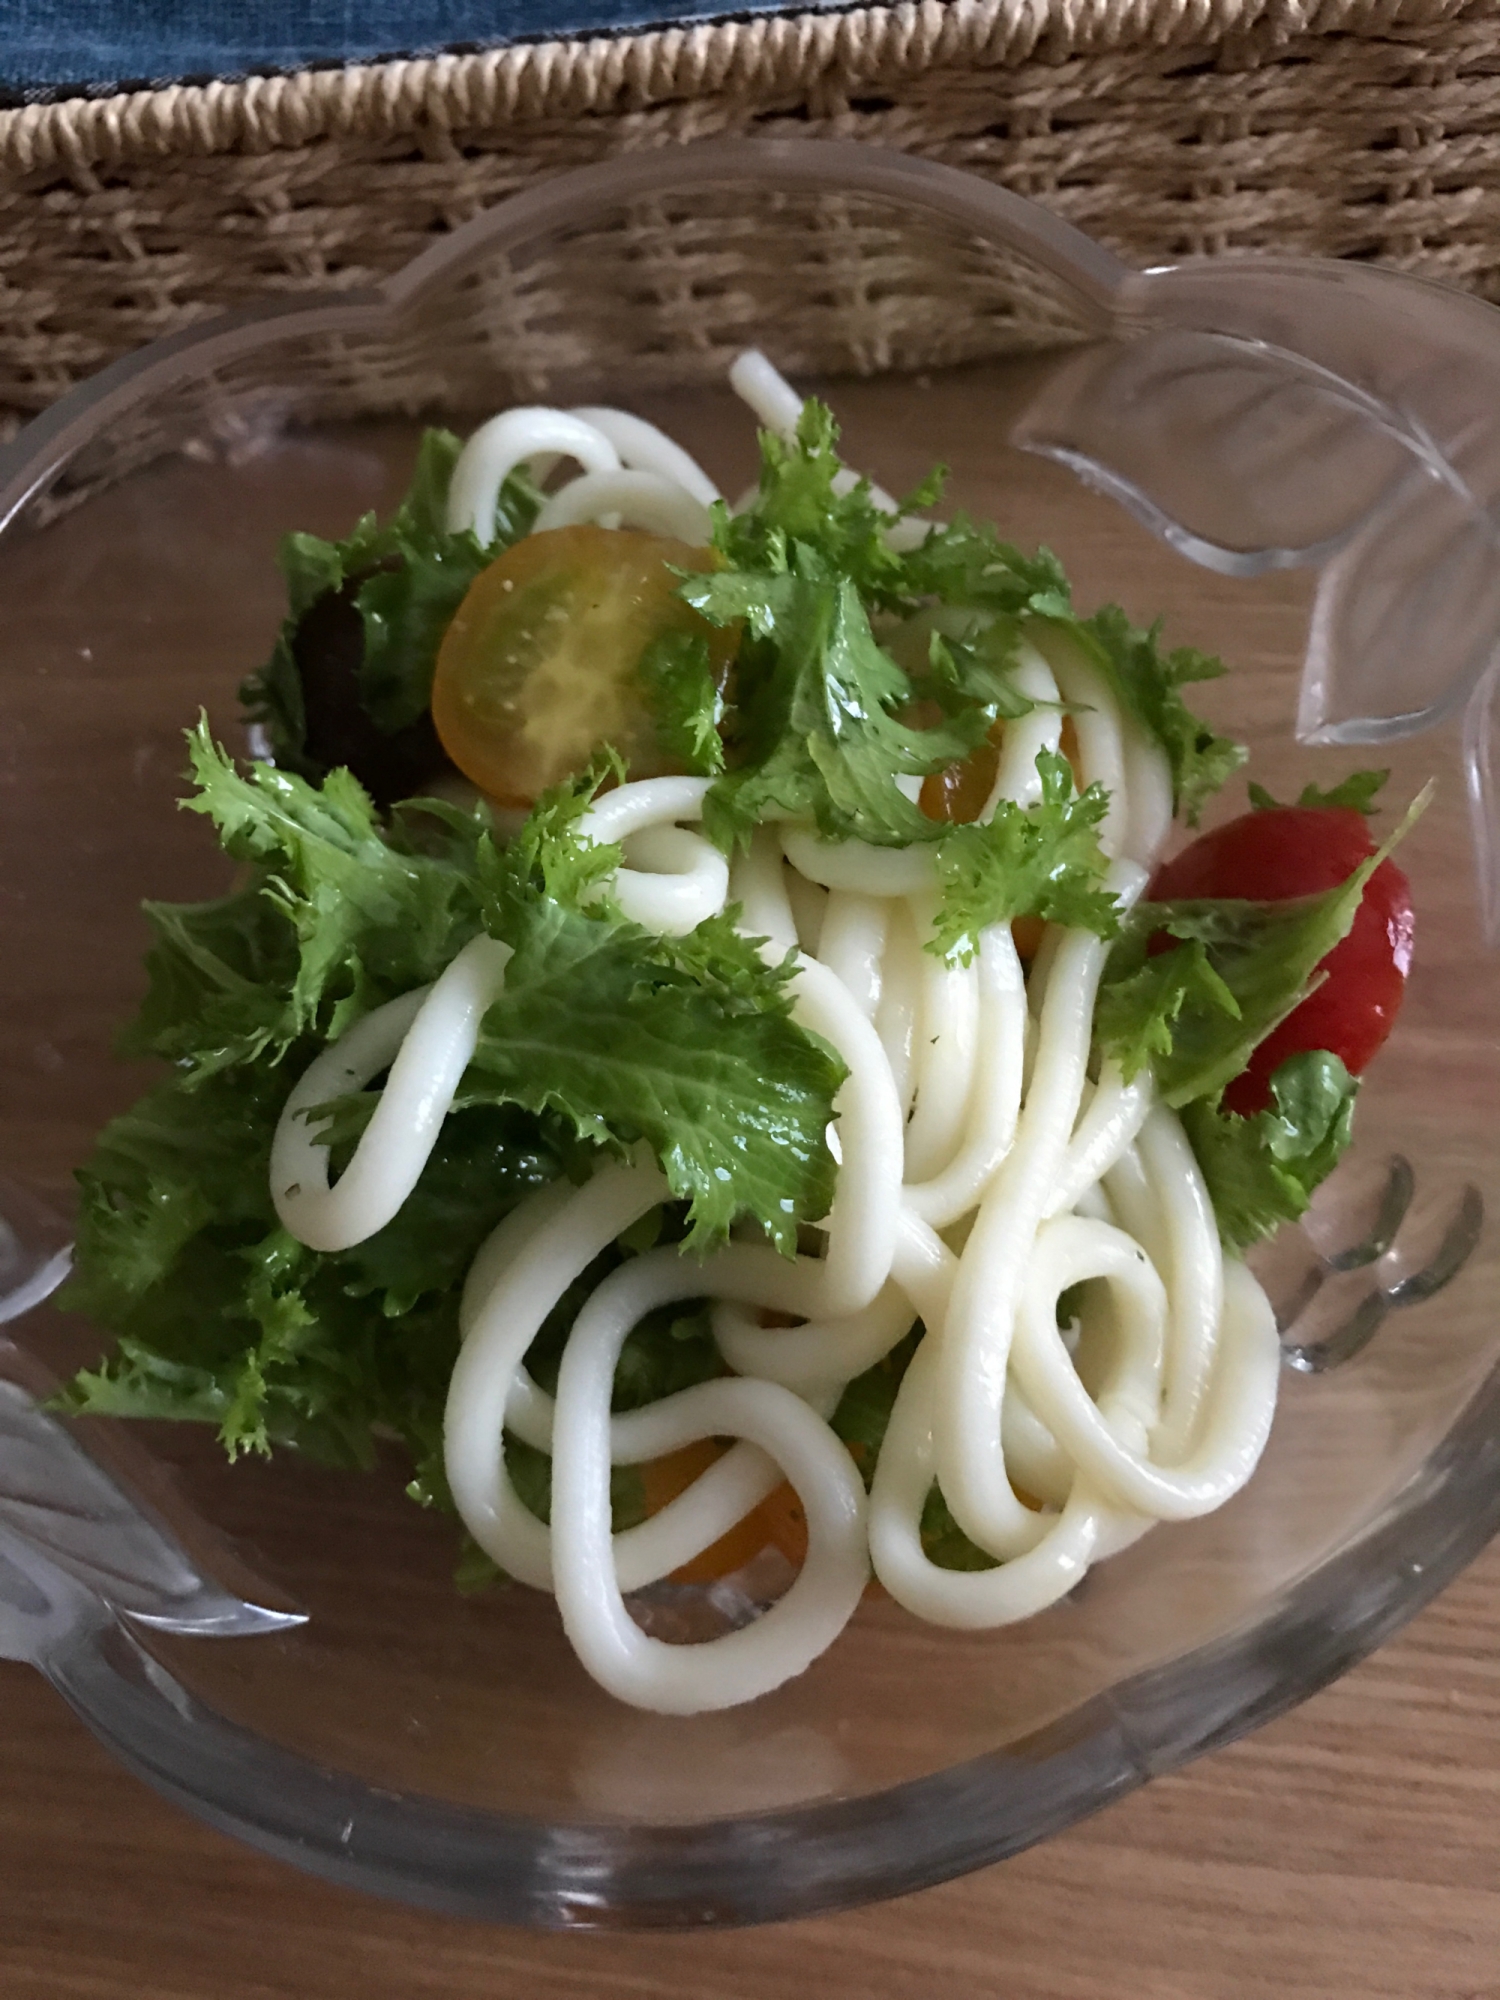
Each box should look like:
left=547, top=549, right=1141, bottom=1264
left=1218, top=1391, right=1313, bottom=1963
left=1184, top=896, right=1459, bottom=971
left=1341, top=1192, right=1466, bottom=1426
left=430, top=524, right=735, bottom=805
left=918, top=723, right=1002, bottom=826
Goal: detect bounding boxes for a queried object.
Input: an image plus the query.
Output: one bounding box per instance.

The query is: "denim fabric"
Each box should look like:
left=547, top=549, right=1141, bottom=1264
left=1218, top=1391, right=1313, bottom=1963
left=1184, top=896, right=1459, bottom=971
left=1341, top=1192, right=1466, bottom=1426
left=1, top=2, right=791, bottom=100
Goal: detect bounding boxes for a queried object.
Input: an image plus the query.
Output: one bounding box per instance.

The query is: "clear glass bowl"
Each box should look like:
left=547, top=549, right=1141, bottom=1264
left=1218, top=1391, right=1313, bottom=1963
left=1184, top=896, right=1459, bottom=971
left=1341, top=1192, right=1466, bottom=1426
left=1, top=138, right=1498, bottom=1929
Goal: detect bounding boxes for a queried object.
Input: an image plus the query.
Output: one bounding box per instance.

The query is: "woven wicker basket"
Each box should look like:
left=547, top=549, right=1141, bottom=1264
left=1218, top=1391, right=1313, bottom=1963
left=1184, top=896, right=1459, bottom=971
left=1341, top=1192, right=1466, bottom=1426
left=2, top=0, right=1497, bottom=438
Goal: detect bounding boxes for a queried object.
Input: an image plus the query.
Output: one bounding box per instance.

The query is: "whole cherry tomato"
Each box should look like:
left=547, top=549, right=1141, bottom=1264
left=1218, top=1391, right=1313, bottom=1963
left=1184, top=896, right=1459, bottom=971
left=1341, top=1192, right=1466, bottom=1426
left=430, top=524, right=736, bottom=804
left=1148, top=803, right=1414, bottom=1116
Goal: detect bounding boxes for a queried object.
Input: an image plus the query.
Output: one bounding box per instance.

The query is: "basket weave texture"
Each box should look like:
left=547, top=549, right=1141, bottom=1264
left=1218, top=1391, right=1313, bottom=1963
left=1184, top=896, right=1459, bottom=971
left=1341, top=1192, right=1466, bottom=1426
left=2, top=0, right=1499, bottom=436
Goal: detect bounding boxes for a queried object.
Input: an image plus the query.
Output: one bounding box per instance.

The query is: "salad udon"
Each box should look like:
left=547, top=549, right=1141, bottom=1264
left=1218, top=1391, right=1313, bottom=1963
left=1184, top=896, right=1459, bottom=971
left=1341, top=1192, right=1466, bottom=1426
left=59, top=354, right=1419, bottom=1714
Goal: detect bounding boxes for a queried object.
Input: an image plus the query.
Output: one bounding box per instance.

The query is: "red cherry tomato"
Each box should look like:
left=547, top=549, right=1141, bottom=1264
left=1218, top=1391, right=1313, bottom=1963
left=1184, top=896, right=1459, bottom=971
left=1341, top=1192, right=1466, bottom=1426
left=1148, top=804, right=1414, bottom=1116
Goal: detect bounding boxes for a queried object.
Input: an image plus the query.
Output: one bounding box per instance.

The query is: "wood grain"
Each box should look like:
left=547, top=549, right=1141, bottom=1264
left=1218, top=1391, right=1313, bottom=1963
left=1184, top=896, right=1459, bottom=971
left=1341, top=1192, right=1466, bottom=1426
left=3, top=362, right=1500, bottom=1997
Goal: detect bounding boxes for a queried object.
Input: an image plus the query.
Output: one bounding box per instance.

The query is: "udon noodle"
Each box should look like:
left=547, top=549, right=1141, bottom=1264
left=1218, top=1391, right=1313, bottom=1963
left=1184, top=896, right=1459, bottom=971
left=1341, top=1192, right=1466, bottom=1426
left=269, top=355, right=1281, bottom=1714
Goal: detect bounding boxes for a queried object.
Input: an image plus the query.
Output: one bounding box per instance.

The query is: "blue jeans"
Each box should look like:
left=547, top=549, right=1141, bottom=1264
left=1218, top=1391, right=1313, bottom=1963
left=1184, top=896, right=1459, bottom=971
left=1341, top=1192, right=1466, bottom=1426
left=3, top=1, right=792, bottom=100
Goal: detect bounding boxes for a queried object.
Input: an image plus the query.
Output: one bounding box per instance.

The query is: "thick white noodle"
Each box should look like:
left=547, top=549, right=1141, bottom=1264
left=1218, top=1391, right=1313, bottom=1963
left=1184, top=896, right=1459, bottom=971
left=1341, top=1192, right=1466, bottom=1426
left=876, top=505, right=933, bottom=556
left=1122, top=723, right=1175, bottom=868
left=265, top=359, right=1289, bottom=1716
left=890, top=1209, right=958, bottom=1326
left=447, top=1163, right=801, bottom=1594
left=1030, top=622, right=1130, bottom=857
left=533, top=469, right=714, bottom=546
left=615, top=825, right=729, bottom=935
left=445, top=1161, right=663, bottom=1589
left=552, top=1246, right=869, bottom=1713
left=902, top=897, right=981, bottom=1184
left=568, top=407, right=722, bottom=506
left=817, top=891, right=887, bottom=1020
left=873, top=900, right=923, bottom=1116
left=1009, top=1219, right=1278, bottom=1520
left=781, top=827, right=936, bottom=899
left=1102, top=1143, right=1170, bottom=1284
left=729, top=349, right=805, bottom=437
left=446, top=409, right=618, bottom=544
left=1042, top=1063, right=1154, bottom=1220
left=1000, top=1387, right=1075, bottom=1508
left=769, top=949, right=905, bottom=1318
left=868, top=1335, right=1128, bottom=1627
left=729, top=828, right=798, bottom=951
left=460, top=1177, right=783, bottom=1496
left=271, top=934, right=511, bottom=1252
left=982, top=641, right=1064, bottom=819
left=932, top=861, right=1147, bottom=1561
left=576, top=776, right=727, bottom=936
left=1136, top=1107, right=1228, bottom=1465
left=729, top=349, right=931, bottom=549
left=711, top=1282, right=916, bottom=1398
left=902, top=922, right=1026, bottom=1227
left=578, top=774, right=711, bottom=842
left=458, top=1177, right=579, bottom=1452
left=784, top=867, right=829, bottom=957
left=1025, top=619, right=1174, bottom=870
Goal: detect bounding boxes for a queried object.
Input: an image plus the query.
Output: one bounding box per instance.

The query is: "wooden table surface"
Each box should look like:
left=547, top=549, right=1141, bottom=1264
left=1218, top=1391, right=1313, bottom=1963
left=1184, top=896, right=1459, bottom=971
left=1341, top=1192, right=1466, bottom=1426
left=5, top=365, right=1500, bottom=2000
